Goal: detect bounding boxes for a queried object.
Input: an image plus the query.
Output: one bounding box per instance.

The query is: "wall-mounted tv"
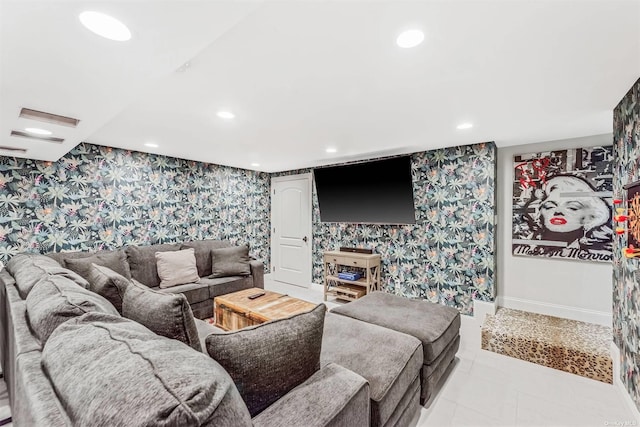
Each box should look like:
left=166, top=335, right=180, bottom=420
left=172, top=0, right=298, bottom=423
left=314, top=156, right=416, bottom=224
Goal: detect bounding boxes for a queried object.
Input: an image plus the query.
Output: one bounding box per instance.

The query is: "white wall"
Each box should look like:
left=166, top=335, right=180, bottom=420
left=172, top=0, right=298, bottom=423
left=497, top=134, right=613, bottom=326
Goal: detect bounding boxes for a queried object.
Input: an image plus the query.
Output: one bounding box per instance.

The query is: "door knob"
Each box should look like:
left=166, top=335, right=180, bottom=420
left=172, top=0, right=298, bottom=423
left=302, top=236, right=308, bottom=243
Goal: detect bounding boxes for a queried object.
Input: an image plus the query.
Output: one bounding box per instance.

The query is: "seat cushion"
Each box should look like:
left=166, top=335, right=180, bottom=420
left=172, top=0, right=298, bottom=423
left=25, top=275, right=119, bottom=344
left=64, top=250, right=131, bottom=281
left=6, top=253, right=89, bottom=299
left=126, top=244, right=181, bottom=287
left=123, top=280, right=201, bottom=352
left=156, top=282, right=210, bottom=304
left=206, top=304, right=326, bottom=417
left=198, top=276, right=254, bottom=299
left=42, top=312, right=252, bottom=427
left=87, top=265, right=131, bottom=314
left=321, top=312, right=423, bottom=427
left=181, top=240, right=231, bottom=277
left=330, top=291, right=460, bottom=364
left=210, top=245, right=251, bottom=278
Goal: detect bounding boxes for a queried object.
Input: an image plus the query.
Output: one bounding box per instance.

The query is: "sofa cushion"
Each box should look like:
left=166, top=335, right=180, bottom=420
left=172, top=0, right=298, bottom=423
left=42, top=313, right=252, bottom=427
left=155, top=282, right=209, bottom=304
left=330, top=291, right=460, bottom=364
left=64, top=250, right=131, bottom=281
left=210, top=245, right=251, bottom=278
left=25, top=275, right=119, bottom=344
left=6, top=253, right=89, bottom=299
left=197, top=276, right=254, bottom=299
left=87, top=264, right=131, bottom=314
left=321, top=312, right=423, bottom=427
left=123, top=280, right=201, bottom=351
left=126, top=243, right=181, bottom=287
left=156, top=248, right=200, bottom=288
left=181, top=240, right=231, bottom=277
left=206, top=304, right=326, bottom=417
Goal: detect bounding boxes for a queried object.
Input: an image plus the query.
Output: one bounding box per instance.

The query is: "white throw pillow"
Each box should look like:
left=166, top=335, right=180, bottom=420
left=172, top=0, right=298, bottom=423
left=155, top=248, right=200, bottom=288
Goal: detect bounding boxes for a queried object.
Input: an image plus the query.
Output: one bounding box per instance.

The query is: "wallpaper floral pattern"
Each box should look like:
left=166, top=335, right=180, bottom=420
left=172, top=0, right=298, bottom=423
left=0, top=143, right=271, bottom=265
left=612, top=77, right=640, bottom=411
left=276, top=142, right=496, bottom=315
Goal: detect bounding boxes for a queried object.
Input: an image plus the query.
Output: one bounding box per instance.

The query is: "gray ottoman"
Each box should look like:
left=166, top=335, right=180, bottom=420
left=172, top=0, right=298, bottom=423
left=321, top=313, right=423, bottom=427
left=331, top=291, right=460, bottom=404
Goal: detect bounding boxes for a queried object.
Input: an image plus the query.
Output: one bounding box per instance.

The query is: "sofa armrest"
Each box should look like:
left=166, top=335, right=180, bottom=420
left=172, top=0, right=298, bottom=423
left=250, top=259, right=265, bottom=289
left=252, top=363, right=370, bottom=427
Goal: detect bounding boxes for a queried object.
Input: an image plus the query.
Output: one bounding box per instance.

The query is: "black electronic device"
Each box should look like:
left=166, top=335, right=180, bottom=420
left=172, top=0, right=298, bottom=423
left=248, top=292, right=266, bottom=300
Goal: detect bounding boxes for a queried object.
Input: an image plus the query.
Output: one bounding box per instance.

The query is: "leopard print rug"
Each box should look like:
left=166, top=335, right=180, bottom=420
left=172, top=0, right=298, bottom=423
left=481, top=308, right=613, bottom=384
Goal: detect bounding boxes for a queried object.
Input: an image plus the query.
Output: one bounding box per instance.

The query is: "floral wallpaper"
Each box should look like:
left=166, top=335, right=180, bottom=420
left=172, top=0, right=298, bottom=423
left=0, top=143, right=271, bottom=265
left=275, top=142, right=496, bottom=315
left=613, top=77, right=640, bottom=411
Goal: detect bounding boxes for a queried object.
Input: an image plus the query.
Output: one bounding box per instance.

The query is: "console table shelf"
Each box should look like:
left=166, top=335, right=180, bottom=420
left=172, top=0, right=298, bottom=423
left=323, top=251, right=381, bottom=302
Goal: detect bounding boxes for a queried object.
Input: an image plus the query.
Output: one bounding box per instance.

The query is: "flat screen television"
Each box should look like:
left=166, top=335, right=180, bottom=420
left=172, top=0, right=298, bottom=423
left=314, top=156, right=416, bottom=224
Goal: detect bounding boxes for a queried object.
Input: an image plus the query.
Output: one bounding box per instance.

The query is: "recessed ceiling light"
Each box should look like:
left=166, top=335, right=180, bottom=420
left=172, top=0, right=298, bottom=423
left=326, top=148, right=337, bottom=153
left=79, top=11, right=132, bottom=41
left=251, top=163, right=260, bottom=167
left=396, top=29, right=424, bottom=48
left=456, top=123, right=473, bottom=130
left=217, top=111, right=235, bottom=119
left=145, top=142, right=158, bottom=148
left=24, top=127, right=52, bottom=135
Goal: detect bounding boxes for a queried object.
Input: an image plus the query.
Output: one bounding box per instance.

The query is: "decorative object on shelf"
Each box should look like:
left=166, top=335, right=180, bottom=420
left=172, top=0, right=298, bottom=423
left=512, top=145, right=614, bottom=263
left=323, top=250, right=380, bottom=302
left=620, top=180, right=640, bottom=258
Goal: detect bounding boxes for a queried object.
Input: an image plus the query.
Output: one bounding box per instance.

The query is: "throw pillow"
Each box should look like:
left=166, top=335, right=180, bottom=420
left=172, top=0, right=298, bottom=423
left=65, top=250, right=131, bottom=281
left=122, top=280, right=202, bottom=352
left=210, top=244, right=251, bottom=278
left=155, top=248, right=200, bottom=288
left=205, top=303, right=326, bottom=416
left=42, top=312, right=252, bottom=426
left=87, top=264, right=131, bottom=314
left=26, top=275, right=119, bottom=344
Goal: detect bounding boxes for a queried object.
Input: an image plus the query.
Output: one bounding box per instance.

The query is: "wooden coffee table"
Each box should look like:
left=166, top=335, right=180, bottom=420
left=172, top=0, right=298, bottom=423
left=214, top=288, right=318, bottom=331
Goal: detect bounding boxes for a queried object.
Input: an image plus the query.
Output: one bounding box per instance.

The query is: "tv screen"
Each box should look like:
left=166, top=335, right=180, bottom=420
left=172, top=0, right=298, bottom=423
left=314, top=156, right=416, bottom=224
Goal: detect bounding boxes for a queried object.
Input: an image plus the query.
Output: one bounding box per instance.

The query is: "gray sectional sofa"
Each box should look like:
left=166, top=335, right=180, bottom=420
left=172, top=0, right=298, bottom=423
left=46, top=239, right=265, bottom=319
left=0, top=241, right=460, bottom=427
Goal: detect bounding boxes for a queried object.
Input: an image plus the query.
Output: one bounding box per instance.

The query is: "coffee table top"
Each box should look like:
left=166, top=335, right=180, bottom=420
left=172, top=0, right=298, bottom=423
left=214, top=288, right=318, bottom=323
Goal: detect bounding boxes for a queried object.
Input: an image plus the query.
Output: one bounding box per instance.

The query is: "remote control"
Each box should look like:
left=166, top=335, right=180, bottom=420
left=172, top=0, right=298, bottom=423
left=248, top=292, right=266, bottom=300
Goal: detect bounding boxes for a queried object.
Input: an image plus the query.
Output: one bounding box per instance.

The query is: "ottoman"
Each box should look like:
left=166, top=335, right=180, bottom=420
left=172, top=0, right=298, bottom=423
left=321, top=313, right=423, bottom=427
left=331, top=291, right=460, bottom=404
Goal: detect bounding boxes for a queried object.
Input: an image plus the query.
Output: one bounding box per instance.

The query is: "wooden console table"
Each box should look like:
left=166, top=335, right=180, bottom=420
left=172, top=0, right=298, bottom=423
left=323, top=251, right=380, bottom=302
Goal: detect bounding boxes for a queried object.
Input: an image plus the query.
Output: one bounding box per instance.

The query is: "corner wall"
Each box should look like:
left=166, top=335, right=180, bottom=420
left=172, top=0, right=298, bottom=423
left=497, top=134, right=613, bottom=326
left=612, top=77, right=640, bottom=412
left=275, top=142, right=497, bottom=315
left=0, top=143, right=271, bottom=266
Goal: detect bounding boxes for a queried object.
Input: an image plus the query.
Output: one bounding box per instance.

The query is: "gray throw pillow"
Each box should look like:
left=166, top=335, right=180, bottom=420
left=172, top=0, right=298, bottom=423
left=205, top=304, right=326, bottom=417
left=210, top=244, right=251, bottom=278
left=155, top=248, right=200, bottom=288
left=6, top=253, right=90, bottom=299
left=26, top=275, right=119, bottom=344
left=122, top=280, right=202, bottom=352
left=42, top=312, right=252, bottom=427
left=88, top=264, right=131, bottom=314
left=65, top=250, right=131, bottom=281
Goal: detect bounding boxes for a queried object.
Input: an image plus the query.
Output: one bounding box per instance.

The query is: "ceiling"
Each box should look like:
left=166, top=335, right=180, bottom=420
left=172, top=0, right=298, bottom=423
left=1, top=0, right=639, bottom=173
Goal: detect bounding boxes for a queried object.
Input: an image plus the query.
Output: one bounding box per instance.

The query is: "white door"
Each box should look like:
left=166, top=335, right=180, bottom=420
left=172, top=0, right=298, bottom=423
left=271, top=173, right=312, bottom=287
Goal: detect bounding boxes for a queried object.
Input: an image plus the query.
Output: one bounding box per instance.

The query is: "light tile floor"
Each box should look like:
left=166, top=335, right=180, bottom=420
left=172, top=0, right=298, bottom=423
left=265, top=277, right=638, bottom=427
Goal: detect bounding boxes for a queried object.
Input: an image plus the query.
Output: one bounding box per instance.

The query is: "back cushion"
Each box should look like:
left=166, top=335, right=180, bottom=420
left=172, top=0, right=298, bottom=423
left=26, top=275, right=119, bottom=344
left=42, top=313, right=252, bottom=427
left=64, top=250, right=131, bottom=281
left=122, top=280, right=201, bottom=352
left=181, top=240, right=231, bottom=277
left=6, top=253, right=89, bottom=299
left=88, top=265, right=131, bottom=314
left=126, top=244, right=181, bottom=287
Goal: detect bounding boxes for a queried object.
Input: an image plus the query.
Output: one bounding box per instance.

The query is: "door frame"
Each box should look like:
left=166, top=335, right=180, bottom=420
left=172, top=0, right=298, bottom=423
left=270, top=173, right=313, bottom=286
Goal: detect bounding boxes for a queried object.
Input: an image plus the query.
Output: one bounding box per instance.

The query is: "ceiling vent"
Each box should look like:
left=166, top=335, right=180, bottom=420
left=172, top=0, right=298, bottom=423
left=0, top=145, right=27, bottom=153
left=19, top=108, right=80, bottom=128
left=10, top=130, right=64, bottom=143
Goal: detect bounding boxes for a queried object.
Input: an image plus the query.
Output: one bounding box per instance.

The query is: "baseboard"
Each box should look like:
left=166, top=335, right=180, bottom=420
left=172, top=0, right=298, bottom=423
left=611, top=342, right=640, bottom=422
left=497, top=296, right=611, bottom=326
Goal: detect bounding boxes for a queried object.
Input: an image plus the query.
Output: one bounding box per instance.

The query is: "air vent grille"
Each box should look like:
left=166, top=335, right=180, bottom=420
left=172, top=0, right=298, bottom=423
left=0, top=146, right=27, bottom=153
left=19, top=108, right=79, bottom=128
left=10, top=130, right=64, bottom=143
